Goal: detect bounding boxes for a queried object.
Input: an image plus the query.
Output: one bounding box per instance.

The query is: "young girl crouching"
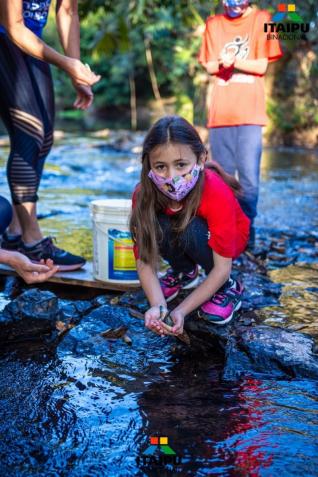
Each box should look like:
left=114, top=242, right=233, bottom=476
left=130, top=116, right=250, bottom=337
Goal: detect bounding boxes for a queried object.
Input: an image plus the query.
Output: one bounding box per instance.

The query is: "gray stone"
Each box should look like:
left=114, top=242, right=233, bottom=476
left=185, top=316, right=318, bottom=381
left=0, top=289, right=59, bottom=343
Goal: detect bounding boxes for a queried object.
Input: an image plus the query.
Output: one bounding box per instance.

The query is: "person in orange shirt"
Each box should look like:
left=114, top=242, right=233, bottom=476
left=199, top=0, right=282, bottom=243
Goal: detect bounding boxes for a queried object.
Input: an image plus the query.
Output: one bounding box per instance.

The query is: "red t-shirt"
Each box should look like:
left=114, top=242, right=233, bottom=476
left=132, top=169, right=250, bottom=260
left=198, top=8, right=283, bottom=127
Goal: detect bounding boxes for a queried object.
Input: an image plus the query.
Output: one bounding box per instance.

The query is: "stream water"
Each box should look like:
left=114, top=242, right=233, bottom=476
left=0, top=137, right=317, bottom=476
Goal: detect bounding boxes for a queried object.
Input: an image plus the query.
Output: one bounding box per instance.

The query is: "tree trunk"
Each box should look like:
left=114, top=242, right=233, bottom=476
left=129, top=70, right=137, bottom=130
left=144, top=36, right=165, bottom=113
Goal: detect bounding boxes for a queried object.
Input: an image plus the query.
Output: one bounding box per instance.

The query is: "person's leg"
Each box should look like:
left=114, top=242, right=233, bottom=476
left=0, top=196, right=12, bottom=235
left=158, top=215, right=243, bottom=319
left=158, top=215, right=197, bottom=274
left=236, top=125, right=262, bottom=222
left=209, top=126, right=237, bottom=176
left=158, top=215, right=214, bottom=274
left=157, top=215, right=213, bottom=301
left=0, top=34, right=54, bottom=243
left=11, top=55, right=55, bottom=244
left=175, top=217, right=215, bottom=274
left=0, top=36, right=84, bottom=270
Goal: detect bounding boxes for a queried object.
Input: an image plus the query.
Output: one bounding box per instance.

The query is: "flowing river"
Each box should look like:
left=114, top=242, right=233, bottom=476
left=0, top=135, right=317, bottom=476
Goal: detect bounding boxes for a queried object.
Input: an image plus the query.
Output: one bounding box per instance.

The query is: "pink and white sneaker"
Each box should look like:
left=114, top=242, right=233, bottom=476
left=199, top=278, right=243, bottom=325
left=160, top=265, right=200, bottom=302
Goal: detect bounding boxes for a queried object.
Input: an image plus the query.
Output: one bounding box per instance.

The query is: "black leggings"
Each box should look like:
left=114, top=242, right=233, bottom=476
left=0, top=33, right=55, bottom=205
left=0, top=196, right=12, bottom=234
left=158, top=215, right=214, bottom=274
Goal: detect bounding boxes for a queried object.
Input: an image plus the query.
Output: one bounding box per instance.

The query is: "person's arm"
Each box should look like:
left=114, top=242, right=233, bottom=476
left=220, top=51, right=268, bottom=75
left=55, top=0, right=93, bottom=109
left=56, top=0, right=80, bottom=59
left=137, top=259, right=166, bottom=308
left=136, top=259, right=169, bottom=334
left=234, top=57, right=268, bottom=75
left=0, top=249, right=59, bottom=284
left=168, top=251, right=232, bottom=335
left=0, top=0, right=100, bottom=88
left=201, top=60, right=220, bottom=75
left=198, top=16, right=220, bottom=76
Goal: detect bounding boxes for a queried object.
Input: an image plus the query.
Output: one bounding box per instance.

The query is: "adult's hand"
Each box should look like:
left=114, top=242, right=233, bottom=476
left=7, top=252, right=59, bottom=284
left=72, top=82, right=94, bottom=110
left=66, top=58, right=101, bottom=88
left=219, top=52, right=235, bottom=69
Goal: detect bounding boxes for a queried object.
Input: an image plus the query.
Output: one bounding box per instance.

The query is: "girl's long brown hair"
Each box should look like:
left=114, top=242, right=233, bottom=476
left=130, top=116, right=241, bottom=269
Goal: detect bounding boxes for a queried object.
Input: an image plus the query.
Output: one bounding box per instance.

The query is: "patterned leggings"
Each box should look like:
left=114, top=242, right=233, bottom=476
left=0, top=33, right=55, bottom=205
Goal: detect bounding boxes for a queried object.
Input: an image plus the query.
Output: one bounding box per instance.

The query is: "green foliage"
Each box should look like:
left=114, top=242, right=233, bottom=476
left=47, top=0, right=317, bottom=139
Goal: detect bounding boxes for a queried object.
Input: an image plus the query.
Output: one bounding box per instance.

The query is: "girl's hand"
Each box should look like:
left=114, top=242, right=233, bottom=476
left=8, top=252, right=59, bottom=284
left=65, top=58, right=101, bottom=87
left=144, top=305, right=167, bottom=336
left=152, top=309, right=185, bottom=337
left=169, top=309, right=185, bottom=335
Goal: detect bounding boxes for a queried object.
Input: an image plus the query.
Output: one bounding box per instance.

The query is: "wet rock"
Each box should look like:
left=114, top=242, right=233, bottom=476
left=57, top=304, right=154, bottom=374
left=234, top=251, right=267, bottom=275
left=236, top=311, right=258, bottom=326
left=58, top=299, right=96, bottom=325
left=0, top=289, right=60, bottom=343
left=185, top=316, right=318, bottom=381
left=93, top=294, right=113, bottom=307
left=59, top=304, right=131, bottom=345
left=119, top=288, right=148, bottom=312
left=2, top=289, right=58, bottom=321
left=2, top=276, right=24, bottom=300
left=223, top=325, right=318, bottom=380
left=0, top=290, right=97, bottom=344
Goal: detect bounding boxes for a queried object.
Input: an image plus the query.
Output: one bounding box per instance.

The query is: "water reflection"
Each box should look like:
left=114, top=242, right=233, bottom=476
left=2, top=329, right=317, bottom=476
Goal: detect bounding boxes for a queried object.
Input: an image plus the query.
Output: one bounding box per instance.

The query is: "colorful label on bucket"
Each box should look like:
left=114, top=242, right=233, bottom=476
left=108, top=229, right=138, bottom=280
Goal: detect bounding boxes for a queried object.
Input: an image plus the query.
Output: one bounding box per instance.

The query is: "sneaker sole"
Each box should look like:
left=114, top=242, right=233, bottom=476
left=31, top=260, right=86, bottom=272
left=183, top=275, right=201, bottom=290
left=198, top=300, right=242, bottom=326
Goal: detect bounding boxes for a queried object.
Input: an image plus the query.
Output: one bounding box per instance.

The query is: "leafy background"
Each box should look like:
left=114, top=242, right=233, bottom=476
left=45, top=0, right=318, bottom=146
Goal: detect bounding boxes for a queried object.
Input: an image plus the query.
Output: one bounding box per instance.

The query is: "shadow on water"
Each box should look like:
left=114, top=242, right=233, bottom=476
left=0, top=137, right=318, bottom=476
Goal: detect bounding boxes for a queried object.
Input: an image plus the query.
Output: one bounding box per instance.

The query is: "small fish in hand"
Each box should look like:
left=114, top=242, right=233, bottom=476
left=159, top=306, right=191, bottom=346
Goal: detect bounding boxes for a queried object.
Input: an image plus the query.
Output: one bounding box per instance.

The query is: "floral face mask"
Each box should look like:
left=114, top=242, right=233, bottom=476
left=148, top=163, right=202, bottom=202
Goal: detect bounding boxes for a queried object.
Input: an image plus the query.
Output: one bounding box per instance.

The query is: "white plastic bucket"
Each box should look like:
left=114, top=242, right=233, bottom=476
left=90, top=199, right=139, bottom=284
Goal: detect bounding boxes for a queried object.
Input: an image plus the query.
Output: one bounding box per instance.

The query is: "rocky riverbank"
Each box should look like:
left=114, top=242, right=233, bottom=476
left=1, top=229, right=317, bottom=381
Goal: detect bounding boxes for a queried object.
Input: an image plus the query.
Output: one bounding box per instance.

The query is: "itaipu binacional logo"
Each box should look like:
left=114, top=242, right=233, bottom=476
left=264, top=4, right=310, bottom=41
left=137, top=436, right=181, bottom=466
